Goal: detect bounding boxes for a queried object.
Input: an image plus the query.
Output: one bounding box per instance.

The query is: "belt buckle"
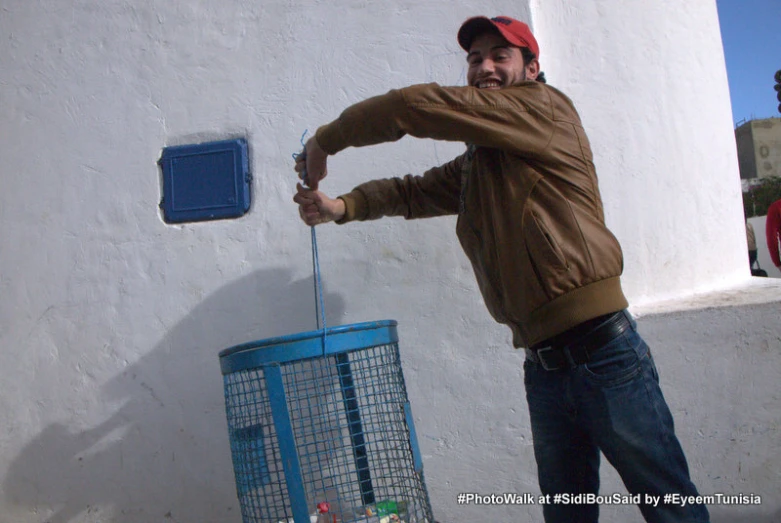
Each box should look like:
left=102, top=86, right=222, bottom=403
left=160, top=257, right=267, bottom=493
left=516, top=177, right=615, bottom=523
left=535, top=346, right=561, bottom=371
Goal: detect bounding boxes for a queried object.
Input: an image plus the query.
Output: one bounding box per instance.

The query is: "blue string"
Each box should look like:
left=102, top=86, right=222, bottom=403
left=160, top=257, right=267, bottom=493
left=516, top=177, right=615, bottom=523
left=295, top=130, right=327, bottom=356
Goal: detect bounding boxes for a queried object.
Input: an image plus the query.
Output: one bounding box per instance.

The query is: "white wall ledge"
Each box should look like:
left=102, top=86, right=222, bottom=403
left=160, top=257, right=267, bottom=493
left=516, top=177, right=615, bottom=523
left=631, top=276, right=781, bottom=318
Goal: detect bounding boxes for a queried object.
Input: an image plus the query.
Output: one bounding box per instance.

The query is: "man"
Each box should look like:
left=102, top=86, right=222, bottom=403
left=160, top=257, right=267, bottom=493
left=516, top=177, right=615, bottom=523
left=766, top=198, right=781, bottom=273
left=746, top=220, right=769, bottom=277
left=746, top=221, right=757, bottom=267
left=293, top=15, right=709, bottom=523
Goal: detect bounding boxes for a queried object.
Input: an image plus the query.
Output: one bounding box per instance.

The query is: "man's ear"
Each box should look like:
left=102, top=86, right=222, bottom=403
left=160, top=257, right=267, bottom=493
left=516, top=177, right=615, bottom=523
left=525, top=58, right=540, bottom=81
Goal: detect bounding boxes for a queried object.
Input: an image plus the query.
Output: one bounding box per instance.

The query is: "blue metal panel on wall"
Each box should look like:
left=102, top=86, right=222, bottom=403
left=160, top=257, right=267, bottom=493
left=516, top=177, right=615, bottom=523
left=158, top=138, right=251, bottom=223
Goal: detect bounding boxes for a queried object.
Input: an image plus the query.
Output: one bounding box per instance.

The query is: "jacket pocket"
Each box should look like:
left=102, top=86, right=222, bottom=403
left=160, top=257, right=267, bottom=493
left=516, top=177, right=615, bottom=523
left=526, top=210, right=569, bottom=272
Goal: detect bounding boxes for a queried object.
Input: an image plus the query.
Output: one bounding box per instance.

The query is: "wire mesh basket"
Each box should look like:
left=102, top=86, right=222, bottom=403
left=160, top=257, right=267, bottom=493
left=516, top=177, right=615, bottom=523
left=219, top=320, right=434, bottom=523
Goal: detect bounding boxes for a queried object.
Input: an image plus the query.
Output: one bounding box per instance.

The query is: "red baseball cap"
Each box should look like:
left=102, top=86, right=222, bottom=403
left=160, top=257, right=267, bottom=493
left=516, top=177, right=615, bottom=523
left=457, top=16, right=540, bottom=59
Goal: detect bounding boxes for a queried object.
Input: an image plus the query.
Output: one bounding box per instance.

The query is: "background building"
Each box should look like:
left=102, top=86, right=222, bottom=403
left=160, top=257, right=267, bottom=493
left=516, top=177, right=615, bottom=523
left=736, top=117, right=781, bottom=180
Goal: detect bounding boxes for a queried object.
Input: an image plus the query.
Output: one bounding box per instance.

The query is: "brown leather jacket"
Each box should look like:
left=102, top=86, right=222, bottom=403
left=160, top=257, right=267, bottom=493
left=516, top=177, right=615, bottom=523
left=315, top=82, right=628, bottom=348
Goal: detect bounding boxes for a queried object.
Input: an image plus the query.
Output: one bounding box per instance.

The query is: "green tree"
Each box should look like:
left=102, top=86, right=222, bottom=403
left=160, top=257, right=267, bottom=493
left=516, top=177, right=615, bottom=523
left=744, top=176, right=781, bottom=218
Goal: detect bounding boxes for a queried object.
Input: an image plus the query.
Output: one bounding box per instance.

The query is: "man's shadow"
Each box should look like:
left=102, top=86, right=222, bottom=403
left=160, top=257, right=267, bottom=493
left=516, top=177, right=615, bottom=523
left=3, top=268, right=346, bottom=523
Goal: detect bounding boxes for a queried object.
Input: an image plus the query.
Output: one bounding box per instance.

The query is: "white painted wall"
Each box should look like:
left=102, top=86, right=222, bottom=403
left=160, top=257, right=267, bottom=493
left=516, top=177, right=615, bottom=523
left=0, top=0, right=761, bottom=522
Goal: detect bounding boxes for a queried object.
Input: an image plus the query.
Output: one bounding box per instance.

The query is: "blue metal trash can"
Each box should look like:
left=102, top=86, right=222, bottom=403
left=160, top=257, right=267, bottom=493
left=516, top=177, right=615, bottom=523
left=219, top=320, right=434, bottom=523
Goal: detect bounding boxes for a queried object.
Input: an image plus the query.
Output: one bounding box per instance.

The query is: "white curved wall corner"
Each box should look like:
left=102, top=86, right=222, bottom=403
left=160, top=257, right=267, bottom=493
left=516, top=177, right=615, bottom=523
left=530, top=0, right=748, bottom=307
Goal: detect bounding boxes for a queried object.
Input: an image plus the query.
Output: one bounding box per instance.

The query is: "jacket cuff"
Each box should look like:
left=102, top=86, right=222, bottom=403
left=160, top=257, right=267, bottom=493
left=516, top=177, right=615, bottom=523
left=315, top=122, right=345, bottom=156
left=335, top=191, right=367, bottom=224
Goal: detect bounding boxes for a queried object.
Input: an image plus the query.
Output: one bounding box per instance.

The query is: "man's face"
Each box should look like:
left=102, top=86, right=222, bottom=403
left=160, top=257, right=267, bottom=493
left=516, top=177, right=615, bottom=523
left=466, top=31, right=538, bottom=89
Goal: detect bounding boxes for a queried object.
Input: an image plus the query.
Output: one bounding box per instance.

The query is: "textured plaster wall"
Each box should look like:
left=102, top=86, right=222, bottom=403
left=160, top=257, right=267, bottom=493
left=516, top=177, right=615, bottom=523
left=632, top=303, right=781, bottom=523
left=0, top=0, right=772, bottom=522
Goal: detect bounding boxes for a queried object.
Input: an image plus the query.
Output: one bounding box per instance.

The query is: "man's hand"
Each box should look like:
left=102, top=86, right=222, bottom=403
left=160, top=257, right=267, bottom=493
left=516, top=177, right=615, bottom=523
left=293, top=183, right=346, bottom=226
left=294, top=136, right=328, bottom=190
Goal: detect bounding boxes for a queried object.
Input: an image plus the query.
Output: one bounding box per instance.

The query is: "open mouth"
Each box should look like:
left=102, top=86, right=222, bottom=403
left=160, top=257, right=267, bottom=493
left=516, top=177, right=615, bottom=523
left=477, top=80, right=502, bottom=89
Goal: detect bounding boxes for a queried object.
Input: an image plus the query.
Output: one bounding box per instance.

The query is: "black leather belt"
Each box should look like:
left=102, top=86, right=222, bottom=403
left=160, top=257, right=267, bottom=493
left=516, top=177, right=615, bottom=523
left=525, top=311, right=632, bottom=371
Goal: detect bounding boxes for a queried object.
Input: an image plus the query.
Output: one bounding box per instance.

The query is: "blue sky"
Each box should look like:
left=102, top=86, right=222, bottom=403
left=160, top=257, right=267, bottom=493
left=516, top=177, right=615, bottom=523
left=716, top=0, right=781, bottom=125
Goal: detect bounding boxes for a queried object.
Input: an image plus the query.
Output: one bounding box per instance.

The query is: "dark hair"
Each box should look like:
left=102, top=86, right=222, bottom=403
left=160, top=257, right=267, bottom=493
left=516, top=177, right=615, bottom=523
left=521, top=47, right=547, bottom=84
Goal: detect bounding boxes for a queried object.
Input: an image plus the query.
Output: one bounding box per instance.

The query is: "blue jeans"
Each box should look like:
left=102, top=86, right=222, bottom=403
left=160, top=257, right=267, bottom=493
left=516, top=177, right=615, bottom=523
left=523, top=311, right=710, bottom=523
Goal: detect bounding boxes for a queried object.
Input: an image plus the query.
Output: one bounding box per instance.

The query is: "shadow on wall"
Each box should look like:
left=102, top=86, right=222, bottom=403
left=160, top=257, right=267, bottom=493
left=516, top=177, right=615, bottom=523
left=2, top=268, right=345, bottom=523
